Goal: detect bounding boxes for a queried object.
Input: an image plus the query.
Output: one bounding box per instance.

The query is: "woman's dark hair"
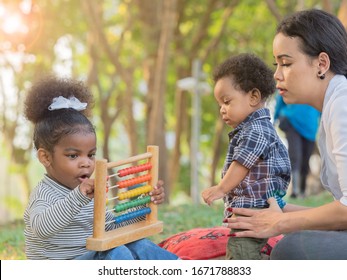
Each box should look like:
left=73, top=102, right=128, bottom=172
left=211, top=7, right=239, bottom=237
left=276, top=9, right=347, bottom=76
left=24, top=75, right=96, bottom=152
left=213, top=53, right=276, bottom=101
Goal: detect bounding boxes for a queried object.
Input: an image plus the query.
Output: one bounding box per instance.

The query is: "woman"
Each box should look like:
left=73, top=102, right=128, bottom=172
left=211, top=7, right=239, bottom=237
left=225, top=9, right=347, bottom=259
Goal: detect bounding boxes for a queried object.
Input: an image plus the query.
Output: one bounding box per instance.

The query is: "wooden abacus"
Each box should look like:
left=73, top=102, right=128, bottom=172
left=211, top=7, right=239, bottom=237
left=86, top=145, right=163, bottom=251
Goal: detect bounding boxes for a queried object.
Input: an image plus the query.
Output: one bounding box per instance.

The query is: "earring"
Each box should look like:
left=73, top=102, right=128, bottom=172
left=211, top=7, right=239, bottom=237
left=318, top=71, right=325, bottom=80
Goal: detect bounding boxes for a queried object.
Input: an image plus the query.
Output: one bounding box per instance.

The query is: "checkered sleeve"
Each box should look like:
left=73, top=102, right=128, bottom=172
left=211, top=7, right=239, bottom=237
left=233, top=127, right=269, bottom=169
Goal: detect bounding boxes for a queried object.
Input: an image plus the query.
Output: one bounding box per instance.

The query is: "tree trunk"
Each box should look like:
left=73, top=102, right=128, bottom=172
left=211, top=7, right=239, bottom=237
left=338, top=0, right=347, bottom=29
left=168, top=86, right=188, bottom=191
left=210, top=117, right=225, bottom=186
left=82, top=0, right=138, bottom=158
left=140, top=0, right=177, bottom=202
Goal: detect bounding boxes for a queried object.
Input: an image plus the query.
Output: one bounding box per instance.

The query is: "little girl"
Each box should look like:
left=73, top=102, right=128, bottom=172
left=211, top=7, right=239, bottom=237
left=23, top=75, right=178, bottom=260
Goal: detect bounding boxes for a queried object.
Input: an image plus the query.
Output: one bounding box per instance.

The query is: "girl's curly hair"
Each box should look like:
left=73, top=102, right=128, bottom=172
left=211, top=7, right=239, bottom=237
left=24, top=74, right=96, bottom=152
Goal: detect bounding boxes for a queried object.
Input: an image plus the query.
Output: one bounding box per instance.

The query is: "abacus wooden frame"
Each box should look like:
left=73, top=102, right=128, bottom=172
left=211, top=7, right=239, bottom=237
left=86, top=145, right=163, bottom=251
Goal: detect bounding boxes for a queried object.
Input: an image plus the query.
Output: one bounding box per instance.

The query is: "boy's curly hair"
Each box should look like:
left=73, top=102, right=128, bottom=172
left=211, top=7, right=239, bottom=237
left=213, top=53, right=276, bottom=101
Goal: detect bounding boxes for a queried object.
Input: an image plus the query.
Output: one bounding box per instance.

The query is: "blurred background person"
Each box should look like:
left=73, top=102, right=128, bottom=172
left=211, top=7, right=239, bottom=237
left=274, top=94, right=321, bottom=198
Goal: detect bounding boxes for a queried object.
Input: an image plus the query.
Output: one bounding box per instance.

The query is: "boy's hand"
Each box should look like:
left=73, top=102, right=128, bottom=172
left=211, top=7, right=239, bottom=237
left=149, top=180, right=165, bottom=204
left=202, top=185, right=225, bottom=205
left=79, top=178, right=95, bottom=199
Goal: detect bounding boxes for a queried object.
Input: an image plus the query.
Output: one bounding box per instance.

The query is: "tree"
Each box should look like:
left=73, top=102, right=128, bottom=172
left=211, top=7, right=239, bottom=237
left=2, top=0, right=343, bottom=218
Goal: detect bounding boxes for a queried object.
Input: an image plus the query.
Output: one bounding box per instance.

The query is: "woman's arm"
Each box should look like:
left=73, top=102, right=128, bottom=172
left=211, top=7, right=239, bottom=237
left=286, top=200, right=347, bottom=231
left=225, top=198, right=347, bottom=238
left=282, top=203, right=311, bottom=212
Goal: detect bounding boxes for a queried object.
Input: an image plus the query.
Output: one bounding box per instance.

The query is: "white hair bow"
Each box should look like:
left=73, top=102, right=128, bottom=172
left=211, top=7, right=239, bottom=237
left=48, top=96, right=87, bottom=111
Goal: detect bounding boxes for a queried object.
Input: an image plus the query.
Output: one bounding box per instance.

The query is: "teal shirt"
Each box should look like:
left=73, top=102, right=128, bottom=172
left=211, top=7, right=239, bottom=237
left=274, top=94, right=321, bottom=141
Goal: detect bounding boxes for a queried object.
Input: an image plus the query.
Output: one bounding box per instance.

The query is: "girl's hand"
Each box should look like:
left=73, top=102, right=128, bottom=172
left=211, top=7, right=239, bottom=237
left=225, top=197, right=282, bottom=238
left=79, top=178, right=95, bottom=199
left=149, top=180, right=165, bottom=204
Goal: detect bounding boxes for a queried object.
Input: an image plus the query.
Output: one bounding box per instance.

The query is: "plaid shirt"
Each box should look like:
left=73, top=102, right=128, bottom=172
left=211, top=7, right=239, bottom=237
left=222, top=108, right=290, bottom=213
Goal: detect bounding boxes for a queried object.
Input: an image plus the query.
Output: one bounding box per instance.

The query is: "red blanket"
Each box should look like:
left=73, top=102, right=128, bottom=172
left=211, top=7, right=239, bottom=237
left=158, top=227, right=283, bottom=260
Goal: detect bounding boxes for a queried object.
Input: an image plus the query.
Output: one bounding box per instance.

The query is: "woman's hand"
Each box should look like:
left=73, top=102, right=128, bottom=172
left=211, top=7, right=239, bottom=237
left=225, top=197, right=283, bottom=238
left=149, top=180, right=165, bottom=204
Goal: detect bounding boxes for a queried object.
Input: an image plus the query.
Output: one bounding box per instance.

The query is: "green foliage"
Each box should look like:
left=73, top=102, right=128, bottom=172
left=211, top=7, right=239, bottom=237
left=2, top=196, right=25, bottom=219
left=0, top=0, right=342, bottom=225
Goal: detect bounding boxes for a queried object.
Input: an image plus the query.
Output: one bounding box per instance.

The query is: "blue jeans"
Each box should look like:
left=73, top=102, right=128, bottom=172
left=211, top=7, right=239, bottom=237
left=75, top=238, right=178, bottom=260
left=271, top=230, right=347, bottom=260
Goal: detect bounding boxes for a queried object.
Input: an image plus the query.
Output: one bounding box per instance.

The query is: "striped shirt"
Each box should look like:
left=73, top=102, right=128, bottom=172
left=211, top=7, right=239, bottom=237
left=24, top=175, right=144, bottom=259
left=222, top=108, right=291, bottom=213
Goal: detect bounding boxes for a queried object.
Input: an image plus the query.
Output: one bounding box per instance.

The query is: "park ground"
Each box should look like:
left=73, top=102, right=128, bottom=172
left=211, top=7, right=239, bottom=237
left=0, top=191, right=333, bottom=260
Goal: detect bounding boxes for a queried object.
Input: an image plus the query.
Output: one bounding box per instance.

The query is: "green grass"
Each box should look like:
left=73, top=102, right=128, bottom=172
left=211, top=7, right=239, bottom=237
left=0, top=191, right=333, bottom=260
left=0, top=220, right=26, bottom=260
left=285, top=190, right=334, bottom=207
